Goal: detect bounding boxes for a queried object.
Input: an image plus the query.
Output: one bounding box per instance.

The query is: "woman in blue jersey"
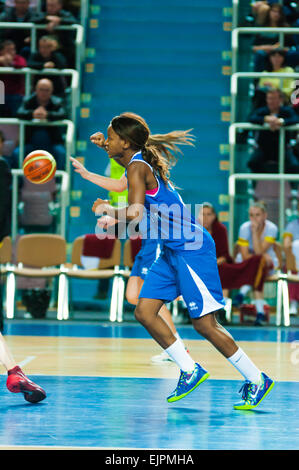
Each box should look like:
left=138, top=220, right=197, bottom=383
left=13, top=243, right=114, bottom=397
left=70, top=156, right=186, bottom=364
left=77, top=112, right=274, bottom=410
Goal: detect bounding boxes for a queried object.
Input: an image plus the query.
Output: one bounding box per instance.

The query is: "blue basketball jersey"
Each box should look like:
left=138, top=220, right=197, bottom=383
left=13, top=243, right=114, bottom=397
left=125, top=152, right=214, bottom=253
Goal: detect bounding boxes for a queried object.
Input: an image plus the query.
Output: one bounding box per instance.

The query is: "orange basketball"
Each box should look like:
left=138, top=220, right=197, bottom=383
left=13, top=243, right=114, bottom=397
left=23, top=150, right=57, bottom=184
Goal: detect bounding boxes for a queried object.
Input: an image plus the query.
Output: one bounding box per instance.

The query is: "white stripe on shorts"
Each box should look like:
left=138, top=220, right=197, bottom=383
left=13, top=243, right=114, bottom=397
left=186, top=263, right=224, bottom=316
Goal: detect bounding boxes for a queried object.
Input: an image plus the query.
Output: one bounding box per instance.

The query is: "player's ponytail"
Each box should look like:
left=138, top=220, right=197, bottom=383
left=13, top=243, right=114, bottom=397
left=111, top=112, right=195, bottom=185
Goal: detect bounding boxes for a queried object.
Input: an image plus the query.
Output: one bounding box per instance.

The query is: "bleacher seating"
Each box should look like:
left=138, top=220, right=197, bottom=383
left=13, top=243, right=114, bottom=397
left=229, top=0, right=299, bottom=325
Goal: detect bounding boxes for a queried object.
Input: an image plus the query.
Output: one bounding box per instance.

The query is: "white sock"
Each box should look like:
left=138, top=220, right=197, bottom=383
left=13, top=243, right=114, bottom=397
left=240, top=285, right=251, bottom=296
left=165, top=339, right=195, bottom=372
left=228, top=347, right=261, bottom=384
left=174, top=331, right=185, bottom=347
left=254, top=299, right=265, bottom=314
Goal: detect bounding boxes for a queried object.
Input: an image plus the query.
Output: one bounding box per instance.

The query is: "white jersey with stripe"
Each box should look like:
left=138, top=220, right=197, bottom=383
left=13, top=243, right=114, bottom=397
left=236, top=219, right=278, bottom=267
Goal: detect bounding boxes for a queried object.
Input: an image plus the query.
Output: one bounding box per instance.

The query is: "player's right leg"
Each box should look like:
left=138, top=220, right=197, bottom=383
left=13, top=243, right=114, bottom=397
left=126, top=276, right=185, bottom=363
left=0, top=333, right=46, bottom=403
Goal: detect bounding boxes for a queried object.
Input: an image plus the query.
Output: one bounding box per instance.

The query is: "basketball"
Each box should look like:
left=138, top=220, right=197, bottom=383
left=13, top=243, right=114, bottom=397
left=23, top=150, right=56, bottom=184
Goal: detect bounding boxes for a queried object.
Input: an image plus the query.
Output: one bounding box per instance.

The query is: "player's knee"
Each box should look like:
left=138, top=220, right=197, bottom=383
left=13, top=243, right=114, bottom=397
left=134, top=305, right=147, bottom=325
left=192, top=314, right=217, bottom=339
left=126, top=292, right=138, bottom=305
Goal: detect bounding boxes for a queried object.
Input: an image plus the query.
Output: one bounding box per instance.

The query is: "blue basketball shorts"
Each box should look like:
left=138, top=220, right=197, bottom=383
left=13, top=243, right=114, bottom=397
left=130, top=239, right=162, bottom=280
left=139, top=245, right=225, bottom=319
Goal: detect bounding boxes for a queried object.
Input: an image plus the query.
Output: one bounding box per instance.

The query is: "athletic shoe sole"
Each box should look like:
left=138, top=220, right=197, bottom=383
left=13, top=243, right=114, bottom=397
left=167, top=371, right=210, bottom=403
left=233, top=380, right=275, bottom=410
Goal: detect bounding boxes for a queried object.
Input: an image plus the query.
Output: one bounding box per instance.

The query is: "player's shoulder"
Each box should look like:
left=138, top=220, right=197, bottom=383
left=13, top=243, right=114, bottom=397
left=127, top=159, right=150, bottom=177
left=266, top=219, right=278, bottom=232
left=239, top=220, right=251, bottom=231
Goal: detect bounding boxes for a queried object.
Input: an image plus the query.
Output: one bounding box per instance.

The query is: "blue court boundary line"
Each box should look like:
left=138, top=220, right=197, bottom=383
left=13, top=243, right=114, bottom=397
left=2, top=321, right=299, bottom=342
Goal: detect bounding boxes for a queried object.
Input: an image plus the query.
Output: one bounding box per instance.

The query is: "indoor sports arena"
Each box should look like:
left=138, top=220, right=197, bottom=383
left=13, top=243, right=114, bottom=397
left=0, top=0, right=298, bottom=455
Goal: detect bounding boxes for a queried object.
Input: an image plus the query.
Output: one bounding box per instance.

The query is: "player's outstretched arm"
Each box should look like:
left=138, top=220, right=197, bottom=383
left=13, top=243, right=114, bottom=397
left=70, top=157, right=128, bottom=192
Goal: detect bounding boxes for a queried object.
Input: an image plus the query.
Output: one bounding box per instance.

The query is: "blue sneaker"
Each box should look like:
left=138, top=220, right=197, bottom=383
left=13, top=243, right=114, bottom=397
left=167, top=363, right=209, bottom=403
left=234, top=372, right=274, bottom=410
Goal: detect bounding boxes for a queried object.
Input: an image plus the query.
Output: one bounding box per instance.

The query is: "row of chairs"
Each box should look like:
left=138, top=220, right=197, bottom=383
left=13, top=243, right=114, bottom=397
left=0, top=234, right=142, bottom=322
left=0, top=234, right=296, bottom=325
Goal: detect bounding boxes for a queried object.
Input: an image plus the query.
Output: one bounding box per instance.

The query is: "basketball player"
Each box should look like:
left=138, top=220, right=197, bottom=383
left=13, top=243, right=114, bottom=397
left=0, top=332, right=46, bottom=403
left=70, top=156, right=187, bottom=363
left=81, top=112, right=274, bottom=410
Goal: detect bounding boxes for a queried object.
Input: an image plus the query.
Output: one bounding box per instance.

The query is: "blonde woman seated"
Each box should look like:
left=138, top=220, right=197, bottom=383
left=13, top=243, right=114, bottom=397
left=199, top=203, right=270, bottom=325
left=235, top=201, right=279, bottom=325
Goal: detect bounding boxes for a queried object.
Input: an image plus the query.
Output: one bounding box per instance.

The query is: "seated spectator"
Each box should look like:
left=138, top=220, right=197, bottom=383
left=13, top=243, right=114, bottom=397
left=12, top=78, right=67, bottom=169
left=252, top=3, right=299, bottom=71
left=41, top=0, right=81, bottom=19
left=198, top=202, right=270, bottom=325
left=235, top=201, right=279, bottom=325
left=251, top=1, right=299, bottom=27
left=283, top=212, right=299, bottom=315
left=0, top=0, right=42, bottom=57
left=255, top=49, right=295, bottom=106
left=247, top=89, right=299, bottom=178
left=34, top=0, right=78, bottom=67
left=27, top=35, right=67, bottom=97
left=0, top=39, right=26, bottom=117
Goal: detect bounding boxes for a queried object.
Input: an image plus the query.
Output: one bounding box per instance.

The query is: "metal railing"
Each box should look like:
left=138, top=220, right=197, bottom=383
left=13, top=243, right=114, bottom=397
left=0, top=22, right=84, bottom=70
left=0, top=67, right=79, bottom=124
left=229, top=122, right=299, bottom=174
left=228, top=172, right=299, bottom=252
left=0, top=117, right=75, bottom=173
left=11, top=169, right=70, bottom=240
left=232, top=27, right=299, bottom=74
left=229, top=123, right=299, bottom=248
left=230, top=71, right=299, bottom=123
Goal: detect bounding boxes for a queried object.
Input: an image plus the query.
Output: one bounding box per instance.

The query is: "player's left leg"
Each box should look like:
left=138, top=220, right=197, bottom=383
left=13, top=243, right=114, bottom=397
left=191, top=313, right=274, bottom=410
left=0, top=333, right=46, bottom=403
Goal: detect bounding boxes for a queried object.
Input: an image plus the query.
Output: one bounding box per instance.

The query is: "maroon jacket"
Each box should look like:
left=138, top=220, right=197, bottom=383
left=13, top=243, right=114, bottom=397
left=1, top=55, right=27, bottom=94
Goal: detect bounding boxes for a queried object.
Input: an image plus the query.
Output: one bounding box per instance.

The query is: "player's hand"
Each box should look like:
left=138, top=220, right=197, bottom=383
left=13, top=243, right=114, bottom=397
left=70, top=156, right=89, bottom=179
left=92, top=197, right=110, bottom=214
left=97, top=215, right=118, bottom=230
left=90, top=132, right=106, bottom=149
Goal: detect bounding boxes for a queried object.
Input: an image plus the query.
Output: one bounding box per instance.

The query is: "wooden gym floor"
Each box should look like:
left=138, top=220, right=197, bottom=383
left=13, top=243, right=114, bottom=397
left=0, top=321, right=298, bottom=450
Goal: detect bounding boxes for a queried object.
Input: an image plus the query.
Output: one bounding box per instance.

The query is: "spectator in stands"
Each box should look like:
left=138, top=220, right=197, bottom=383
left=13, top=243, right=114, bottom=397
left=35, top=0, right=78, bottom=67
left=235, top=201, right=279, bottom=325
left=251, top=1, right=299, bottom=26
left=252, top=3, right=299, bottom=71
left=255, top=49, right=295, bottom=105
left=12, top=78, right=67, bottom=169
left=41, top=0, right=81, bottom=19
left=283, top=212, right=299, bottom=315
left=0, top=39, right=26, bottom=117
left=0, top=0, right=42, bottom=56
left=247, top=89, right=299, bottom=177
left=27, top=35, right=67, bottom=97
left=0, top=142, right=12, bottom=242
left=198, top=202, right=271, bottom=325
